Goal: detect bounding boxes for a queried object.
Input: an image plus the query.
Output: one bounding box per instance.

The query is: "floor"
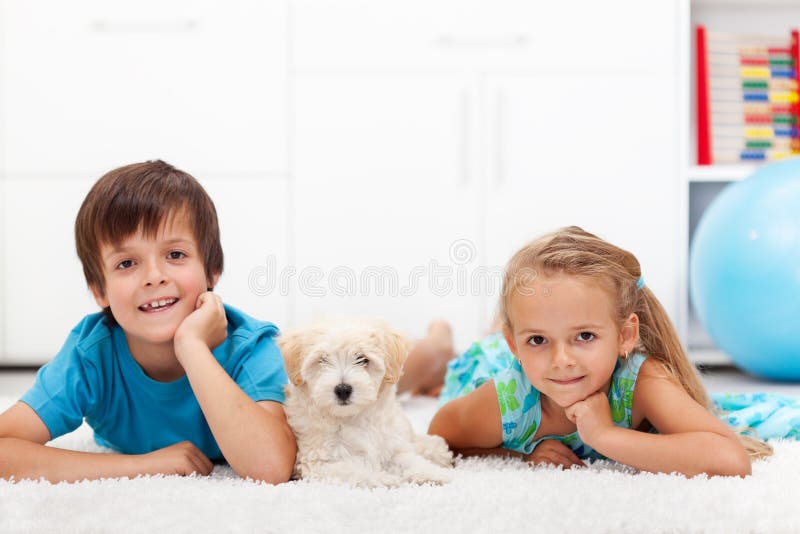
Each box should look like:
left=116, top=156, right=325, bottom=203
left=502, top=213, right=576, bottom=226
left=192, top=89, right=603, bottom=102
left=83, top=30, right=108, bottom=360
left=2, top=364, right=800, bottom=399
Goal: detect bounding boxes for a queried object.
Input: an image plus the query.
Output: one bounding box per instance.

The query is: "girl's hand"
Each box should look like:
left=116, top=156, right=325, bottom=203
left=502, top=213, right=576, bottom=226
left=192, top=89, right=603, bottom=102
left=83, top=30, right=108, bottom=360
left=525, top=439, right=586, bottom=469
left=138, top=441, right=214, bottom=477
left=174, top=291, right=228, bottom=357
left=564, top=391, right=615, bottom=447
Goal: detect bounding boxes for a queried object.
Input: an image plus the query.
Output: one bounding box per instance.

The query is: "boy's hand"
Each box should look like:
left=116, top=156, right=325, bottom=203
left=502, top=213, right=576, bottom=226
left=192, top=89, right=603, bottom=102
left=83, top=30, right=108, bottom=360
left=174, top=291, right=228, bottom=357
left=139, top=441, right=213, bottom=477
left=564, top=391, right=615, bottom=447
left=525, top=439, right=586, bottom=469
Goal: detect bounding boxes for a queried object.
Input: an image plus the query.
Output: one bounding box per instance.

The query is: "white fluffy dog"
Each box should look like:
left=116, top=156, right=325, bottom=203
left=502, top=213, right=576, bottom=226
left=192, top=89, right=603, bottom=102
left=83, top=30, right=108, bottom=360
left=278, top=318, right=453, bottom=487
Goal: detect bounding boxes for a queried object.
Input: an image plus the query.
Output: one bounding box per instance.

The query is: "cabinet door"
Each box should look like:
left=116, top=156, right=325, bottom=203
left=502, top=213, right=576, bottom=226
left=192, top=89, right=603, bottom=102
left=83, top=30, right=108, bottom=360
left=292, top=75, right=484, bottom=349
left=484, top=70, right=681, bottom=322
left=1, top=0, right=288, bottom=176
left=0, top=179, right=5, bottom=362
left=294, top=0, right=667, bottom=74
left=201, top=177, right=290, bottom=330
left=2, top=178, right=99, bottom=364
left=482, top=0, right=681, bottom=322
left=1, top=176, right=290, bottom=363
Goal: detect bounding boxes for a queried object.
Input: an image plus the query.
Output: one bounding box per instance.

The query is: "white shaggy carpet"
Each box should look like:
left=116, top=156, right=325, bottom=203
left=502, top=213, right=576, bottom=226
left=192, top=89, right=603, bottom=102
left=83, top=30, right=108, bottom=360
left=1, top=395, right=799, bottom=534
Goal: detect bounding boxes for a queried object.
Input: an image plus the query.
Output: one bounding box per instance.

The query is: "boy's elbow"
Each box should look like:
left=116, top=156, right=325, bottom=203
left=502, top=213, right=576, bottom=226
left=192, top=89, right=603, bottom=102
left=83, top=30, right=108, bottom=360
left=241, top=453, right=295, bottom=484
left=241, top=433, right=297, bottom=484
left=0, top=438, right=10, bottom=479
left=0, top=437, right=37, bottom=481
left=244, top=467, right=291, bottom=485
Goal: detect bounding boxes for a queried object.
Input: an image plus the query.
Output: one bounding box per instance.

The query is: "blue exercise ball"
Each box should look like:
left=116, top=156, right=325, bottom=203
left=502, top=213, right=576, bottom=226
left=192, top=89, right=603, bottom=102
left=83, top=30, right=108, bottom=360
left=690, top=157, right=800, bottom=381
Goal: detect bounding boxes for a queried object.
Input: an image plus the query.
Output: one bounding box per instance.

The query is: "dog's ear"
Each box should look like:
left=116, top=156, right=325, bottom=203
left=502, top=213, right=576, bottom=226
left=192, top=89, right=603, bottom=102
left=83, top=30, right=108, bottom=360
left=278, top=329, right=316, bottom=386
left=380, top=327, right=411, bottom=384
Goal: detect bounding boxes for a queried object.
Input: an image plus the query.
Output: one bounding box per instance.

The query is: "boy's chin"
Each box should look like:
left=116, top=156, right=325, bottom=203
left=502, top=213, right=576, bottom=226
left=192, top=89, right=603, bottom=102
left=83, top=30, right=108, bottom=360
left=138, top=332, right=179, bottom=347
left=126, top=322, right=181, bottom=346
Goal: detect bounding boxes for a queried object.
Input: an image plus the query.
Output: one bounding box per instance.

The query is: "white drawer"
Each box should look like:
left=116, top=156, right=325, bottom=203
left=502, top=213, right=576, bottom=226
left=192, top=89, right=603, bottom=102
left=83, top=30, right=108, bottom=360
left=1, top=0, right=289, bottom=176
left=293, top=0, right=674, bottom=74
left=2, top=177, right=99, bottom=363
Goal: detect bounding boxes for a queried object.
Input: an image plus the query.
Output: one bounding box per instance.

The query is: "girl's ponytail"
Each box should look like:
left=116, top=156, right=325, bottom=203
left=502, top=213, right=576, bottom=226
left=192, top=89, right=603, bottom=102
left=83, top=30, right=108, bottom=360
left=636, top=287, right=773, bottom=460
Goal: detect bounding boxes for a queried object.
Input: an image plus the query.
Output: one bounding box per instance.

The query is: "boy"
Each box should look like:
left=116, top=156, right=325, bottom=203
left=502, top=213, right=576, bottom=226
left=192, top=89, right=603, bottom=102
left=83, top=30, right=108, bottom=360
left=0, top=160, right=296, bottom=483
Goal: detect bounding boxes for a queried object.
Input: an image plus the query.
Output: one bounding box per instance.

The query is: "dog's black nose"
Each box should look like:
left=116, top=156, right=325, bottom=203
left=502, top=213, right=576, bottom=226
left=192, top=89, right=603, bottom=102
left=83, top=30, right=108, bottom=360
left=334, top=383, right=353, bottom=401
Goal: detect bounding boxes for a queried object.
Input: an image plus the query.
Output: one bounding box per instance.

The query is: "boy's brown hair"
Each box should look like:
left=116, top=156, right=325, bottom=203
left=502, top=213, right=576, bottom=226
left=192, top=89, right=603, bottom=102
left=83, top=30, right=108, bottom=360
left=75, top=160, right=223, bottom=324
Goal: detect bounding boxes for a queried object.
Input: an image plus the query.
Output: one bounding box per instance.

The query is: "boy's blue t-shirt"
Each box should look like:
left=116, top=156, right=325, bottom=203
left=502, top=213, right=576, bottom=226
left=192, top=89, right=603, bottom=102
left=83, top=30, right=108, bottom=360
left=21, top=304, right=287, bottom=461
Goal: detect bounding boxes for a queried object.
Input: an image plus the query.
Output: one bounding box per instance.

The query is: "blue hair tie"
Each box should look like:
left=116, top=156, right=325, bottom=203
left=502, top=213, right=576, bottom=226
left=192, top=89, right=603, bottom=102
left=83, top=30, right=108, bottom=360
left=636, top=276, right=645, bottom=290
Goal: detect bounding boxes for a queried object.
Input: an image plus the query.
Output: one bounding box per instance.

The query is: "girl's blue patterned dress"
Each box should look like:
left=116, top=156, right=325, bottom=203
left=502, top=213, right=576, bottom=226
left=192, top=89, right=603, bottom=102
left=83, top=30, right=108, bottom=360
left=440, top=333, right=800, bottom=451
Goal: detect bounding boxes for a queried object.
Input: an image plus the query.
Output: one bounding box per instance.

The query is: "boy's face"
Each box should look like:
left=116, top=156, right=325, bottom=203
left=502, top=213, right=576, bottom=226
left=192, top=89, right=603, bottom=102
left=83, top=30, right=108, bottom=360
left=91, top=210, right=217, bottom=351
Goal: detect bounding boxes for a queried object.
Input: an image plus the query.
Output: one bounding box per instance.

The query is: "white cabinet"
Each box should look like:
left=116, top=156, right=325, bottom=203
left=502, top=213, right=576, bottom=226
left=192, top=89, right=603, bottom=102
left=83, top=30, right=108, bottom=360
left=202, top=177, right=291, bottom=331
left=0, top=176, right=291, bottom=363
left=2, top=177, right=99, bottom=364
left=1, top=0, right=288, bottom=176
left=484, top=72, right=681, bottom=323
left=292, top=74, right=484, bottom=348
left=0, top=179, right=5, bottom=362
left=0, top=1, right=290, bottom=364
left=292, top=0, right=682, bottom=349
left=0, top=0, right=689, bottom=362
left=293, top=0, right=669, bottom=74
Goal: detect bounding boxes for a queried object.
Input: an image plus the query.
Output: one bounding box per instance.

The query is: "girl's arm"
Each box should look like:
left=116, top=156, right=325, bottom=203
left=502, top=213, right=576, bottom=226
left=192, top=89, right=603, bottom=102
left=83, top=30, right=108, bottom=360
left=428, top=380, right=504, bottom=453
left=566, top=358, right=751, bottom=477
left=458, top=441, right=585, bottom=469
left=0, top=403, right=213, bottom=482
left=428, top=382, right=584, bottom=468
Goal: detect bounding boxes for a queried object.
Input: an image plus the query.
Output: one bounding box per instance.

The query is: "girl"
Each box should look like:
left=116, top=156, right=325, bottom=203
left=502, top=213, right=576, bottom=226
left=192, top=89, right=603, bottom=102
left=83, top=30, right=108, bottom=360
left=428, top=226, right=772, bottom=477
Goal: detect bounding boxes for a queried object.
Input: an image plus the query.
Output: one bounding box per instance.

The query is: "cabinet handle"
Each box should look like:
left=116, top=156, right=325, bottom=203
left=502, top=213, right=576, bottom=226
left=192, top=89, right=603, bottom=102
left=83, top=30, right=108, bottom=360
left=493, top=88, right=505, bottom=187
left=460, top=88, right=470, bottom=186
left=89, top=19, right=198, bottom=34
left=435, top=34, right=529, bottom=48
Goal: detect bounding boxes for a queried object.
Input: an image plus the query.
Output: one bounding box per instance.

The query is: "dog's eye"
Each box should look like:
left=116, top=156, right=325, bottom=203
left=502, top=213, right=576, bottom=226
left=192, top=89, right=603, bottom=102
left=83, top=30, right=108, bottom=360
left=355, top=356, right=369, bottom=367
left=318, top=355, right=329, bottom=365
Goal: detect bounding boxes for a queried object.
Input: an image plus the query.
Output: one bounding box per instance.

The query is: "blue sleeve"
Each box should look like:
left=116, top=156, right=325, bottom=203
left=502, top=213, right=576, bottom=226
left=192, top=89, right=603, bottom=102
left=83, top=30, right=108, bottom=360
left=19, top=327, right=100, bottom=440
left=232, top=333, right=288, bottom=404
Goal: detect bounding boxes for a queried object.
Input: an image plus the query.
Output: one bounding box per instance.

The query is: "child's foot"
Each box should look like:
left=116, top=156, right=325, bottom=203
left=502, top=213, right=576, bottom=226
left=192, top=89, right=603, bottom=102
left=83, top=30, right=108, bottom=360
left=426, top=319, right=454, bottom=357
left=398, top=320, right=455, bottom=397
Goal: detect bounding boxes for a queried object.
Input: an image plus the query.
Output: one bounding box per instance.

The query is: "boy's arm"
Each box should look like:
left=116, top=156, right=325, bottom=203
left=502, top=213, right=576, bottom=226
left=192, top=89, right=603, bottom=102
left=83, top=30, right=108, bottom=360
left=565, top=358, right=751, bottom=477
left=175, top=339, right=296, bottom=483
left=0, top=403, right=212, bottom=482
left=174, top=293, right=296, bottom=484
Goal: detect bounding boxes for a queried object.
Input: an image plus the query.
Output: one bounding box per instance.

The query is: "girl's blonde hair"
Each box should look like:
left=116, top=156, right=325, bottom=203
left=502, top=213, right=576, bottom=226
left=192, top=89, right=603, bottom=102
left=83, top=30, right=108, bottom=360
left=499, top=226, right=772, bottom=460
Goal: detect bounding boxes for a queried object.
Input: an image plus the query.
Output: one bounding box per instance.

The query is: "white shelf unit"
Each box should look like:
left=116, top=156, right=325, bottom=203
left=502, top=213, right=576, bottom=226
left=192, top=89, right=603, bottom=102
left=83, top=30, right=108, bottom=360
left=684, top=0, right=800, bottom=365
left=687, top=164, right=757, bottom=182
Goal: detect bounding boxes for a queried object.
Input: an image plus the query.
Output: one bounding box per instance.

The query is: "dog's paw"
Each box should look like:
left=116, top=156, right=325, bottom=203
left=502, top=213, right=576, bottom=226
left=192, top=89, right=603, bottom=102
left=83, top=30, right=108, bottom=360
left=404, top=465, right=453, bottom=486
left=415, top=434, right=454, bottom=467
left=356, top=472, right=405, bottom=489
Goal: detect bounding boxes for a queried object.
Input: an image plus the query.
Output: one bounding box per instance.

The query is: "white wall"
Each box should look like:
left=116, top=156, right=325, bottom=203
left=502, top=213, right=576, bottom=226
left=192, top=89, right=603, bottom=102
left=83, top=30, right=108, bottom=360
left=0, top=0, right=684, bottom=363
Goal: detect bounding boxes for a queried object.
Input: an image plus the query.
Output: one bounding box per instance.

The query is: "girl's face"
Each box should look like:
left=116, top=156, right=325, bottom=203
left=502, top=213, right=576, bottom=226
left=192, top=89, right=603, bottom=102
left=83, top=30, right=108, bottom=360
left=91, top=210, right=217, bottom=357
left=503, top=274, right=638, bottom=409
